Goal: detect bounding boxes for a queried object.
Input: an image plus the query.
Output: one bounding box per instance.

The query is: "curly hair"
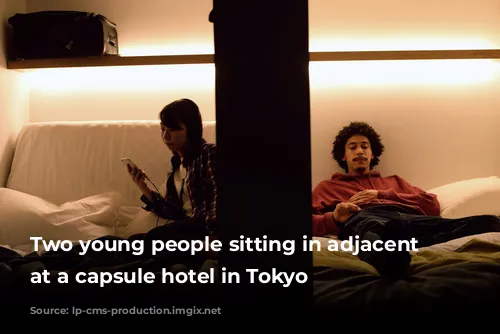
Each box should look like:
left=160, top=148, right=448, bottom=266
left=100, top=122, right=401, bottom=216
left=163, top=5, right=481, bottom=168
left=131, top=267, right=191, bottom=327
left=332, top=121, right=384, bottom=172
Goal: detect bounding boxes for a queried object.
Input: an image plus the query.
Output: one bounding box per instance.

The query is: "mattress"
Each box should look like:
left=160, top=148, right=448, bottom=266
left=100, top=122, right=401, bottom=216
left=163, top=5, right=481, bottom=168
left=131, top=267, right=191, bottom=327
left=313, top=232, right=500, bottom=311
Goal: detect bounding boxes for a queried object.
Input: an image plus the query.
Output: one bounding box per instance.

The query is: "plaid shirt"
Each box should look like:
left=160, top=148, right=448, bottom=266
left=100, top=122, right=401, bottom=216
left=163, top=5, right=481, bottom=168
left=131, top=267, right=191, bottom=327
left=141, top=139, right=217, bottom=234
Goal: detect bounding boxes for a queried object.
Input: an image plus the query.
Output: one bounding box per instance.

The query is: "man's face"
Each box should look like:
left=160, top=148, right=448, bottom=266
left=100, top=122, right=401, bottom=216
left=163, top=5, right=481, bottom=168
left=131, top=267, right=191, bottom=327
left=344, top=135, right=374, bottom=175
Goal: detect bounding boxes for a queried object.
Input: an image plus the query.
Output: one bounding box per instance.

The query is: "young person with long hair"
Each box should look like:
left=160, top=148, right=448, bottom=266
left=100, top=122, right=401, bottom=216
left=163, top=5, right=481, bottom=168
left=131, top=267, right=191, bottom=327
left=127, top=98, right=217, bottom=268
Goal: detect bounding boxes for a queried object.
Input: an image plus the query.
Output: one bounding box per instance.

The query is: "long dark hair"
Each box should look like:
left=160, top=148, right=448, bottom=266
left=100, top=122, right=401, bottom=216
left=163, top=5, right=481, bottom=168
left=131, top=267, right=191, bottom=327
left=159, top=98, right=204, bottom=168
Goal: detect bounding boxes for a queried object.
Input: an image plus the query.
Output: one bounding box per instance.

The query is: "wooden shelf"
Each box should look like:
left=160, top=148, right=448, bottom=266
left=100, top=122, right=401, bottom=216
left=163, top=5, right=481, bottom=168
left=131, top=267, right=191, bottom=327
left=7, top=49, right=500, bottom=70
left=7, top=54, right=215, bottom=69
left=310, top=49, right=500, bottom=62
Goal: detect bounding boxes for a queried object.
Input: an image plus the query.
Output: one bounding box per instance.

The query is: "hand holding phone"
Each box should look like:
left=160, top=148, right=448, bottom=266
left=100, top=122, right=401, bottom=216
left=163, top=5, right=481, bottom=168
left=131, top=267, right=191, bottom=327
left=121, top=158, right=138, bottom=172
left=121, top=157, right=158, bottom=203
left=121, top=157, right=148, bottom=186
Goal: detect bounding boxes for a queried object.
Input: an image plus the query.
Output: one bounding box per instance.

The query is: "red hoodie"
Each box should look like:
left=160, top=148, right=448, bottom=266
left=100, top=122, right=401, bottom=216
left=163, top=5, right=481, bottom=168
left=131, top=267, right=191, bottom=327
left=312, top=171, right=440, bottom=237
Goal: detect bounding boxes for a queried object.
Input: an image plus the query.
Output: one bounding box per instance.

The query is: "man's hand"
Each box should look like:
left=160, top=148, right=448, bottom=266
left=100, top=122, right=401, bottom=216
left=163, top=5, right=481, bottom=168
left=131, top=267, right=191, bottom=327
left=348, top=190, right=378, bottom=205
left=333, top=202, right=361, bottom=224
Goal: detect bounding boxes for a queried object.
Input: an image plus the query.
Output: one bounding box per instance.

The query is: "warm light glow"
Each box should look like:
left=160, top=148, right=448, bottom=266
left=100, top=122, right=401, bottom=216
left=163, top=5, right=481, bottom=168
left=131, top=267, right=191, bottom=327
left=30, top=120, right=161, bottom=124
left=119, top=44, right=214, bottom=56
left=109, top=38, right=498, bottom=55
left=21, top=37, right=500, bottom=93
left=107, top=38, right=498, bottom=59
left=309, top=59, right=500, bottom=88
left=309, top=37, right=497, bottom=52
left=28, top=119, right=218, bottom=127
left=23, top=64, right=215, bottom=93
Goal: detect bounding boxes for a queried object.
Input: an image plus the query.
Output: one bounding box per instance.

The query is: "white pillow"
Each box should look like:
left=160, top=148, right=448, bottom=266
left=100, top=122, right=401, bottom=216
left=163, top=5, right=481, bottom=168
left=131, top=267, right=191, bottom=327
left=0, top=188, right=123, bottom=248
left=427, top=176, right=500, bottom=219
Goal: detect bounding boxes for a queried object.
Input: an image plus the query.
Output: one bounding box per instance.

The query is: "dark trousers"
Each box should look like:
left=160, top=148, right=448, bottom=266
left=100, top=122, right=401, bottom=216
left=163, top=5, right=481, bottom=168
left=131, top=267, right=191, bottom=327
left=339, top=206, right=500, bottom=263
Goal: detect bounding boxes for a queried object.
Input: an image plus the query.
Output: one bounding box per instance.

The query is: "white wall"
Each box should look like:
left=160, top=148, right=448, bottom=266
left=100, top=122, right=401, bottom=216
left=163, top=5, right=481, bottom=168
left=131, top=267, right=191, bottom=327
left=17, top=0, right=500, bottom=191
left=28, top=0, right=214, bottom=56
left=0, top=0, right=28, bottom=187
left=309, top=62, right=500, bottom=190
left=308, top=0, right=500, bottom=190
left=26, top=0, right=215, bottom=123
left=309, top=0, right=500, bottom=52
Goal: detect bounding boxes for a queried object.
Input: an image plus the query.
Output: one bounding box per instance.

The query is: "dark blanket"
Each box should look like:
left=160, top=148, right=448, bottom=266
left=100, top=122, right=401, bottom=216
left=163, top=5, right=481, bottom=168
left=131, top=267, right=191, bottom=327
left=0, top=235, right=222, bottom=311
left=313, top=238, right=500, bottom=312
left=5, top=233, right=500, bottom=312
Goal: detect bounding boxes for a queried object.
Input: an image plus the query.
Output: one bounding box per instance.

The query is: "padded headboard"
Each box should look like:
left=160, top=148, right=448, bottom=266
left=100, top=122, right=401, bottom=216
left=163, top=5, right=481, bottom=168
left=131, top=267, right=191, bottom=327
left=6, top=120, right=216, bottom=206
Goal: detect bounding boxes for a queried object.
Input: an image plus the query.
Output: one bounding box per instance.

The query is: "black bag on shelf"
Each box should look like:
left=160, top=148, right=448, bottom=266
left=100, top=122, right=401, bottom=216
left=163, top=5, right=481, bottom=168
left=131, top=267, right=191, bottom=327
left=8, top=11, right=119, bottom=60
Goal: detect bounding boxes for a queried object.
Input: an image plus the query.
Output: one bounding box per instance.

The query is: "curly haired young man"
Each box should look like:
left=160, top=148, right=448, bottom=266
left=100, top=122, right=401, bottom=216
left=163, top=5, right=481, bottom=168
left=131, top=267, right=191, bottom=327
left=312, top=121, right=500, bottom=279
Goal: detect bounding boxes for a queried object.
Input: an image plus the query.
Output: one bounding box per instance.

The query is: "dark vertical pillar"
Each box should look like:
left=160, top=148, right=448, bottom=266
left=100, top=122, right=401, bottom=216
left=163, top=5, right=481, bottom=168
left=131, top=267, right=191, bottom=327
left=211, top=0, right=312, bottom=310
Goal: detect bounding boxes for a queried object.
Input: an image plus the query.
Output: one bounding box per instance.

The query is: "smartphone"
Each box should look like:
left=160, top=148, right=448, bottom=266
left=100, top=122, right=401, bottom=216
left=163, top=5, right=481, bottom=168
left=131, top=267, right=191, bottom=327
left=121, top=157, right=138, bottom=170
left=121, top=157, right=159, bottom=192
